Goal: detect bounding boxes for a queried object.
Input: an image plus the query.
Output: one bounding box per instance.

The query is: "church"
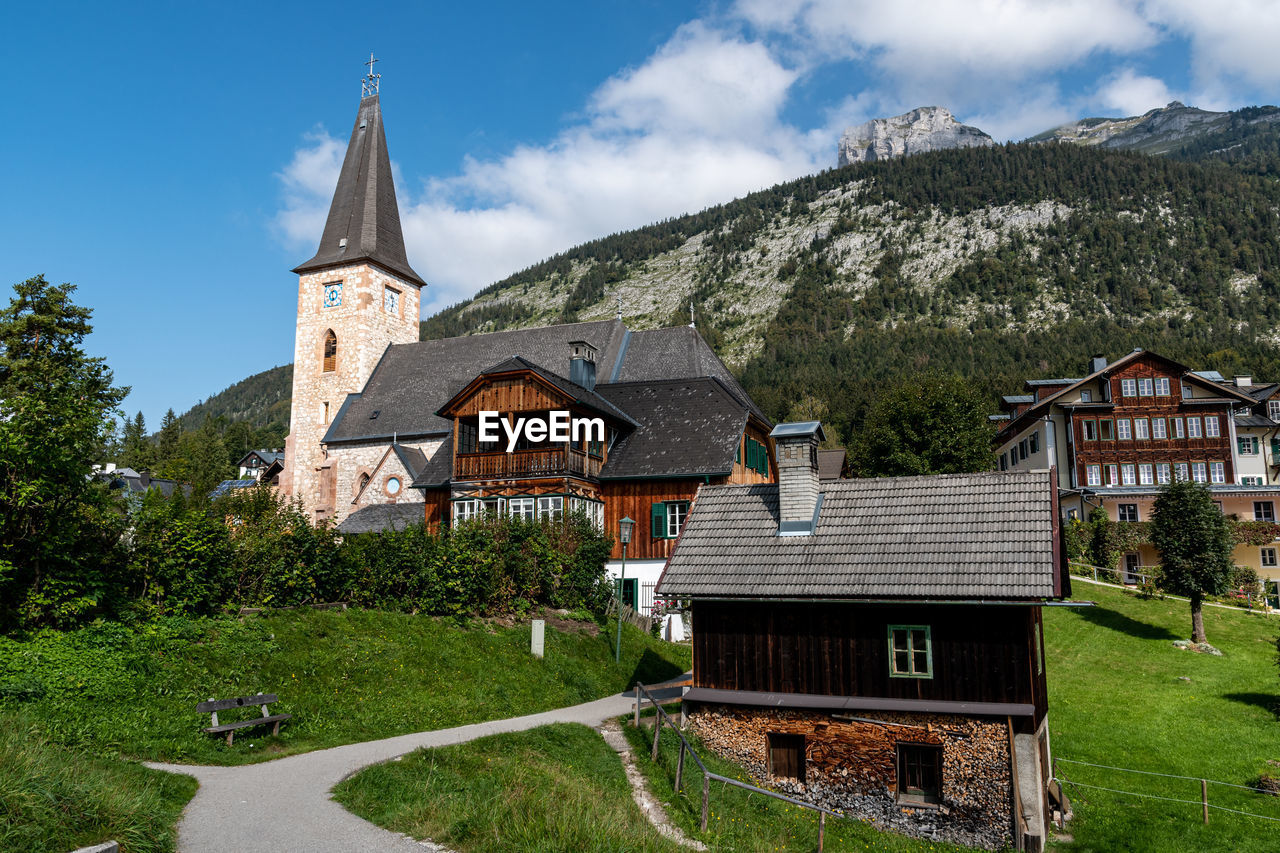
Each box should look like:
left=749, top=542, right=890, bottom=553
left=280, top=72, right=777, bottom=605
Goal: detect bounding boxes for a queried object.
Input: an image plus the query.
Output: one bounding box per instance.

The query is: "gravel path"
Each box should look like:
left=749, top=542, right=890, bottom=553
left=147, top=681, right=688, bottom=852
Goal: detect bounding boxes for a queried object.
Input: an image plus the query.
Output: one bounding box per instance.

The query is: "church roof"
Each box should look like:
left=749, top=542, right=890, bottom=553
left=293, top=95, right=426, bottom=288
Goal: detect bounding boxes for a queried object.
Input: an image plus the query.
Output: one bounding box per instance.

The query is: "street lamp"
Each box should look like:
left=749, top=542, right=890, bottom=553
left=615, top=516, right=634, bottom=662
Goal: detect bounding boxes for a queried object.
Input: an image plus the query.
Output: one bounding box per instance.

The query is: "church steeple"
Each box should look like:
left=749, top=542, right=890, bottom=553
left=292, top=90, right=425, bottom=288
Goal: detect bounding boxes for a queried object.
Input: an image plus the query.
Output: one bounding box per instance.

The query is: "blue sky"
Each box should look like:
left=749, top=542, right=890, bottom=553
left=3, top=1, right=1278, bottom=430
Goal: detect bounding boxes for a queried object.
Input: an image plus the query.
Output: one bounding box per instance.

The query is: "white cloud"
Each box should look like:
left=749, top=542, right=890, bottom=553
left=736, top=0, right=1157, bottom=80
left=1145, top=0, right=1280, bottom=94
left=274, top=129, right=343, bottom=249
left=1097, top=68, right=1177, bottom=116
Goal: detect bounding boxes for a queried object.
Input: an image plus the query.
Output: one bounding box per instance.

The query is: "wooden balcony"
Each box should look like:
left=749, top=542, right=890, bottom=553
left=454, top=447, right=603, bottom=481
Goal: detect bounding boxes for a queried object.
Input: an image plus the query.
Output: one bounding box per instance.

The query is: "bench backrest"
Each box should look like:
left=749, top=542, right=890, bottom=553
left=196, top=693, right=278, bottom=713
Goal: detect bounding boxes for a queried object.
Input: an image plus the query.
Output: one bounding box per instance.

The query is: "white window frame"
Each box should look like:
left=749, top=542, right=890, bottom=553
left=508, top=497, right=535, bottom=520
left=1117, top=419, right=1132, bottom=440
left=1107, top=464, right=1119, bottom=486
left=1173, top=417, right=1185, bottom=439
left=1155, top=377, right=1171, bottom=396
left=1118, top=503, right=1139, bottom=522
left=1121, top=378, right=1137, bottom=397
left=1254, top=501, right=1275, bottom=522
left=1175, top=462, right=1189, bottom=482
left=1121, top=463, right=1136, bottom=486
left=1134, top=418, right=1149, bottom=440
left=1187, top=417, right=1202, bottom=439
left=1157, top=463, right=1171, bottom=484
left=536, top=496, right=563, bottom=521
left=1080, top=389, right=1093, bottom=402
left=1239, top=436, right=1259, bottom=455
left=1192, top=462, right=1207, bottom=483
left=1138, top=378, right=1154, bottom=397
left=1205, top=416, right=1220, bottom=438
left=1269, top=400, right=1280, bottom=422
left=452, top=499, right=480, bottom=526
left=1263, top=547, right=1278, bottom=568
left=1139, top=463, right=1153, bottom=485
left=666, top=501, right=689, bottom=538
left=1181, top=381, right=1193, bottom=399
left=1086, top=465, right=1101, bottom=487
left=1210, top=461, right=1225, bottom=484
left=1152, top=418, right=1167, bottom=439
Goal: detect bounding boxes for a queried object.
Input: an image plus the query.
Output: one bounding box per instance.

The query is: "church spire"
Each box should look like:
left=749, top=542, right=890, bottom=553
left=293, top=69, right=425, bottom=288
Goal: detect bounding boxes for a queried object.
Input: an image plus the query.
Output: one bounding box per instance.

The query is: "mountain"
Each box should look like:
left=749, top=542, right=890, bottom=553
left=422, top=142, right=1280, bottom=444
left=1030, top=103, right=1280, bottom=174
left=186, top=138, right=1280, bottom=453
left=174, top=364, right=292, bottom=434
left=838, top=106, right=994, bottom=166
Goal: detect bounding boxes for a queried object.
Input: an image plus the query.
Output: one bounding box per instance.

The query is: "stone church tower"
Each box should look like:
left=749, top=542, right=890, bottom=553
left=281, top=79, right=426, bottom=522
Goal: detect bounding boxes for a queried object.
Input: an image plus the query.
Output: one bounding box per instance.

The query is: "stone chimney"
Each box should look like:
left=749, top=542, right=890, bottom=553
left=770, top=421, right=826, bottom=535
left=569, top=340, right=597, bottom=391
left=1089, top=354, right=1107, bottom=374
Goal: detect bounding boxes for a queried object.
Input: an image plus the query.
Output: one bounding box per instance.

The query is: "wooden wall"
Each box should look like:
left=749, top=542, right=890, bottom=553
left=601, top=479, right=705, bottom=560
left=727, top=420, right=776, bottom=485
left=693, top=601, right=1047, bottom=726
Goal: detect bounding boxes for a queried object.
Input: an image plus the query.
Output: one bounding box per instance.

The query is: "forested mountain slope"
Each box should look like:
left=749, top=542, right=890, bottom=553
left=184, top=141, right=1280, bottom=448
left=422, top=142, right=1280, bottom=441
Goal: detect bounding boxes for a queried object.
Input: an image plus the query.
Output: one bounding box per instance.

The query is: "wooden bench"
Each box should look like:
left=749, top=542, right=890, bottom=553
left=197, top=692, right=292, bottom=746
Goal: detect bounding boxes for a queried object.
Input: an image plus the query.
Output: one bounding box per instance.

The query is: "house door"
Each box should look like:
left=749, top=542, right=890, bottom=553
left=1123, top=553, right=1140, bottom=585
left=615, top=577, right=638, bottom=610
left=1267, top=580, right=1280, bottom=610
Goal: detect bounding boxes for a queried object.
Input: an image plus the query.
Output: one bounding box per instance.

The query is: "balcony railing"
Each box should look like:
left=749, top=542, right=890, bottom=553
left=454, top=447, right=602, bottom=481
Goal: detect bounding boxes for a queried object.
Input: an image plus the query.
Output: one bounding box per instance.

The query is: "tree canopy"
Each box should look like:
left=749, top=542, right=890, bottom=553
left=850, top=372, right=994, bottom=477
left=0, top=276, right=128, bottom=629
left=1150, top=479, right=1234, bottom=644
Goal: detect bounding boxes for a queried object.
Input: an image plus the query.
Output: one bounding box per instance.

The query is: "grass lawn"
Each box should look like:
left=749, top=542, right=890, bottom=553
left=0, top=609, right=689, bottom=767
left=0, top=709, right=196, bottom=853
left=335, top=723, right=684, bottom=852
left=1045, top=582, right=1280, bottom=852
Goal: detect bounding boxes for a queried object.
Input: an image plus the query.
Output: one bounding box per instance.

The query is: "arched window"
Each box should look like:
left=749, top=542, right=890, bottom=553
left=358, top=472, right=370, bottom=493
left=323, top=330, right=337, bottom=372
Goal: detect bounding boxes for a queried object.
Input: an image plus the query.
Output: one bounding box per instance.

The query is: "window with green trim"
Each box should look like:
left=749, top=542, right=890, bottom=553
left=888, top=625, right=932, bottom=678
left=651, top=500, right=690, bottom=539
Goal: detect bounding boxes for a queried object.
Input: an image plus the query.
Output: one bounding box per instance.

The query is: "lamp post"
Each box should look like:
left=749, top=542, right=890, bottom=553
left=615, top=516, right=634, bottom=663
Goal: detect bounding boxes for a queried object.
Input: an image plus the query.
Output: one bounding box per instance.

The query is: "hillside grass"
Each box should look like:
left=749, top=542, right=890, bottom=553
left=1045, top=582, right=1280, bottom=852
left=0, top=609, right=688, bottom=767
left=334, top=723, right=684, bottom=852
left=0, top=710, right=196, bottom=853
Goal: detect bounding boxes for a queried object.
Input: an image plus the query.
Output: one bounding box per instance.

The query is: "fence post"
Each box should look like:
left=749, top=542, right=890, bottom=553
left=1202, top=779, right=1209, bottom=824
left=675, top=740, right=686, bottom=793
left=701, top=773, right=710, bottom=832
left=651, top=710, right=662, bottom=760
left=818, top=811, right=826, bottom=853
left=634, top=685, right=641, bottom=727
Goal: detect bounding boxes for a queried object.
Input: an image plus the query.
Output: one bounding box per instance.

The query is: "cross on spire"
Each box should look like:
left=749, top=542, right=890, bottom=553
left=362, top=53, right=381, bottom=97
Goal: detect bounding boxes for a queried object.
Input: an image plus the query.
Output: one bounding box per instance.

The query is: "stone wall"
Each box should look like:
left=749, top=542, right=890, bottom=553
left=327, top=438, right=443, bottom=526
left=686, top=704, right=1013, bottom=850
left=285, top=262, right=422, bottom=521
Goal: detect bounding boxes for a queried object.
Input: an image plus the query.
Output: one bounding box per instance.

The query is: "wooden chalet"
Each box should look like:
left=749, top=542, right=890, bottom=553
left=657, top=423, right=1069, bottom=852
left=323, top=319, right=775, bottom=603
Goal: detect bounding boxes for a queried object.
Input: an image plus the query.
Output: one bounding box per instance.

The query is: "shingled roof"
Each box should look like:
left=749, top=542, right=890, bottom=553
left=322, top=319, right=763, bottom=444
left=293, top=94, right=425, bottom=287
left=337, top=502, right=426, bottom=534
left=595, top=378, right=748, bottom=479
left=656, top=469, right=1062, bottom=601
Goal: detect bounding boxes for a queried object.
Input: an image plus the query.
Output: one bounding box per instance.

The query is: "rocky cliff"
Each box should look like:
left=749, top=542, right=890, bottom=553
left=837, top=106, right=994, bottom=166
left=1029, top=102, right=1280, bottom=155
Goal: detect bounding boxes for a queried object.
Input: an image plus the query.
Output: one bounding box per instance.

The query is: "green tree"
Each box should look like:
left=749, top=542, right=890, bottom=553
left=850, top=373, right=994, bottom=477
left=155, top=408, right=181, bottom=473
left=119, top=410, right=155, bottom=471
left=1150, top=479, right=1234, bottom=643
left=0, top=276, right=128, bottom=629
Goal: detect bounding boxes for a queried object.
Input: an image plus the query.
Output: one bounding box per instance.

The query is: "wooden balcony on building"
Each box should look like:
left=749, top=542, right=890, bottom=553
left=454, top=447, right=603, bottom=481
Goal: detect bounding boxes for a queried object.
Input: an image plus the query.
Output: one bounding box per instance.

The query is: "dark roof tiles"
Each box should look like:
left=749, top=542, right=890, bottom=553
left=657, top=469, right=1058, bottom=600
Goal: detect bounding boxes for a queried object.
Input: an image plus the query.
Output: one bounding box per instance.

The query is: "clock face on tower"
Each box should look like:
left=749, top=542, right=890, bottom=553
left=323, top=282, right=343, bottom=308
left=384, top=287, right=400, bottom=315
